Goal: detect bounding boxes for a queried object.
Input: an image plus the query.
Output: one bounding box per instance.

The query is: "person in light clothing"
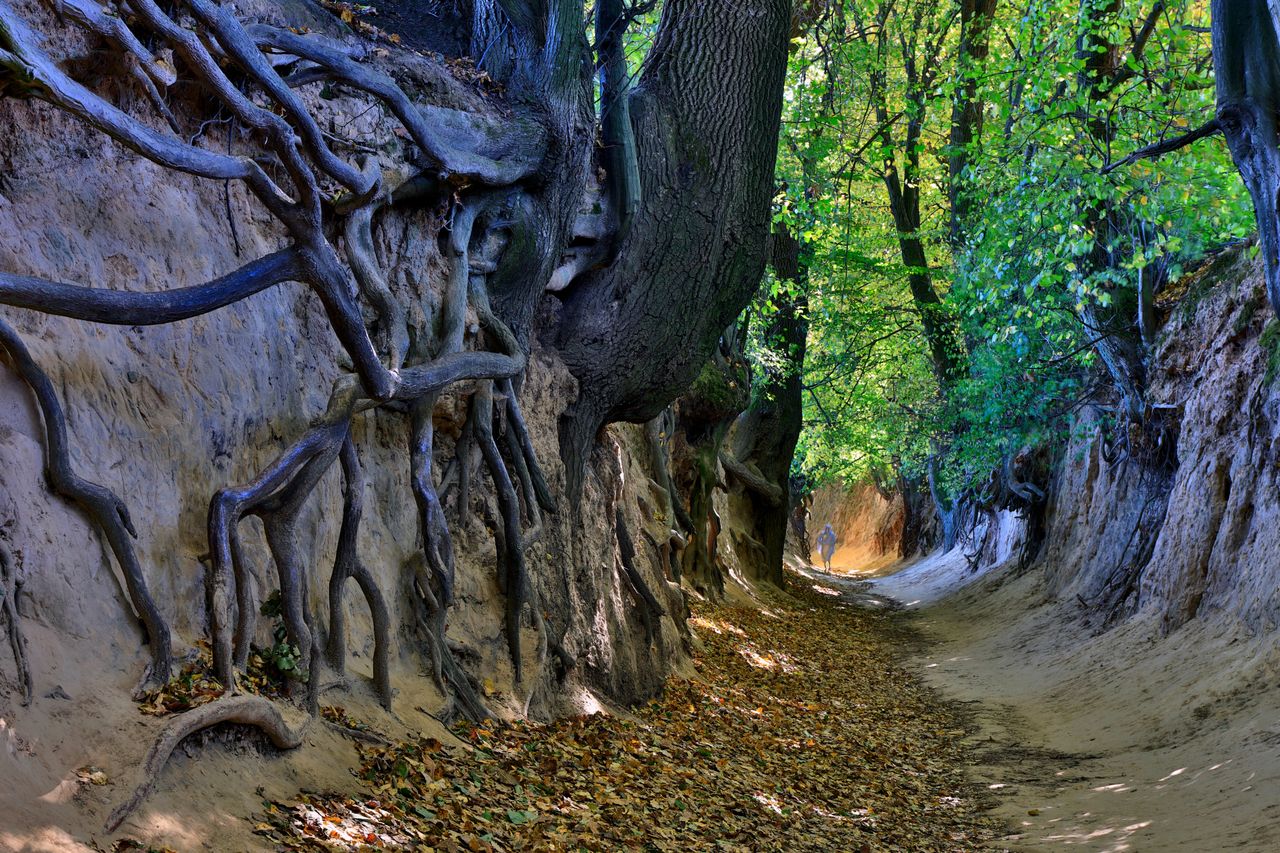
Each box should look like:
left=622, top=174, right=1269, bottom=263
left=816, top=524, right=837, bottom=573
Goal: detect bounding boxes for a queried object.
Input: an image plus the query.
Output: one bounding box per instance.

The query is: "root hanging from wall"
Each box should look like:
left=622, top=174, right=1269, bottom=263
left=0, top=318, right=173, bottom=691
left=0, top=541, right=32, bottom=706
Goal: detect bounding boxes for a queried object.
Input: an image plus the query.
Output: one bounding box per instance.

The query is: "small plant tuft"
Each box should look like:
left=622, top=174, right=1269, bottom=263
left=1261, top=319, right=1280, bottom=385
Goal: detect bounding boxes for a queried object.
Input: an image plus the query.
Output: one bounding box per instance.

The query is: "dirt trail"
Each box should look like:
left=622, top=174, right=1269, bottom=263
left=854, top=549, right=1280, bottom=853
left=250, top=570, right=1002, bottom=852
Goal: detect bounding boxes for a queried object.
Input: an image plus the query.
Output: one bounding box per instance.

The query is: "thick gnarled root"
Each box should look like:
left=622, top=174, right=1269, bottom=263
left=327, top=436, right=393, bottom=710
left=0, top=318, right=172, bottom=689
left=0, top=0, right=574, bottom=752
left=106, top=695, right=308, bottom=832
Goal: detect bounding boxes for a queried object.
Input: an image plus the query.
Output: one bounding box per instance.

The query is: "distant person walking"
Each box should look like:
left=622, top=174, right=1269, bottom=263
left=816, top=524, right=837, bottom=573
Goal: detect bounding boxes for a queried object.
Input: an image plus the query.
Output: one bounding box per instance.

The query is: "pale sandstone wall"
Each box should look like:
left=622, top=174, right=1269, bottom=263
left=805, top=479, right=903, bottom=572
left=1038, top=246, right=1280, bottom=634
left=0, top=0, right=686, bottom=730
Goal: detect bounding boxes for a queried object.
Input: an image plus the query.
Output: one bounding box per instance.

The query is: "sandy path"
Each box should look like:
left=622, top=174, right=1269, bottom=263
left=855, top=549, right=1280, bottom=852
left=256, top=574, right=1003, bottom=852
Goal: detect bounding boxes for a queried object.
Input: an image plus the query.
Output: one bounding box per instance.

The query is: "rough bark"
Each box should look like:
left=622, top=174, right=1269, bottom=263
left=721, top=228, right=809, bottom=587
left=898, top=472, right=939, bottom=558
left=595, top=0, right=641, bottom=238
left=1213, top=0, right=1280, bottom=318
left=0, top=542, right=31, bottom=705
left=554, top=0, right=793, bottom=500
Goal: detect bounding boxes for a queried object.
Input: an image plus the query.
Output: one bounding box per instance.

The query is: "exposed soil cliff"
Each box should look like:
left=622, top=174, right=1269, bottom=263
left=0, top=3, right=691, bottom=845
left=873, top=244, right=1280, bottom=850
left=803, top=479, right=904, bottom=574
left=1032, top=245, right=1280, bottom=631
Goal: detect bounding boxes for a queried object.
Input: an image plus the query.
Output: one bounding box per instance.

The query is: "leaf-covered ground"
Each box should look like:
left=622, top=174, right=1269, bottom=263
left=255, top=575, right=1003, bottom=851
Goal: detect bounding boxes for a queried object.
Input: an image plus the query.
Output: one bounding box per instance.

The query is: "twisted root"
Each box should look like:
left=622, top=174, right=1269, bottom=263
left=0, top=318, right=172, bottom=689
left=105, top=695, right=307, bottom=832
left=0, top=542, right=32, bottom=705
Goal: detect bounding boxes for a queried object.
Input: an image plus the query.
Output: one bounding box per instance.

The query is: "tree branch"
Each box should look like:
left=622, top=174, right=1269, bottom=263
left=1101, top=118, right=1221, bottom=173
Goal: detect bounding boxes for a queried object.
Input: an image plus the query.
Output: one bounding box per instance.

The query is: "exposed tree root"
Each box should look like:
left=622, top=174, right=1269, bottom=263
left=246, top=25, right=544, bottom=186
left=0, top=318, right=172, bottom=688
left=646, top=410, right=695, bottom=539
left=0, top=0, right=565, bottom=753
left=0, top=542, right=32, bottom=705
left=474, top=380, right=532, bottom=681
left=409, top=569, right=493, bottom=723
left=718, top=450, right=784, bottom=506
left=502, top=377, right=556, bottom=514
left=323, top=717, right=391, bottom=745
left=207, top=417, right=350, bottom=689
left=105, top=695, right=308, bottom=833
left=327, top=437, right=392, bottom=709
left=614, top=508, right=665, bottom=644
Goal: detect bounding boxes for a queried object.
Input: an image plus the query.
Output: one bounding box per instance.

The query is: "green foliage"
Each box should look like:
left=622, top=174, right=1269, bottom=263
left=1262, top=320, right=1280, bottom=385
left=767, top=0, right=1256, bottom=497
left=260, top=590, right=307, bottom=682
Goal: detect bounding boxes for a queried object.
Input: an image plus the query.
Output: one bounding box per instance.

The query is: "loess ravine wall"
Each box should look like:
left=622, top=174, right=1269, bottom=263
left=1038, top=245, right=1280, bottom=634
left=0, top=0, right=689, bottom=737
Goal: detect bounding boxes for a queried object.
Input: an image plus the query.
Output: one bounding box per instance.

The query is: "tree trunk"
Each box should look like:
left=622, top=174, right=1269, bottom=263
left=721, top=227, right=809, bottom=587
left=948, top=0, right=999, bottom=246
left=1076, top=0, right=1148, bottom=419
left=1213, top=0, right=1280, bottom=317
left=553, top=0, right=793, bottom=499
left=898, top=472, right=939, bottom=558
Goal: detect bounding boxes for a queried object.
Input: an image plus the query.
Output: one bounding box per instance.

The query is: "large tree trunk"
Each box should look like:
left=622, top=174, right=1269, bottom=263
left=552, top=0, right=793, bottom=499
left=469, top=0, right=595, bottom=342
left=721, top=228, right=808, bottom=587
left=864, top=8, right=965, bottom=388
left=0, top=0, right=795, bottom=724
left=1213, top=0, right=1280, bottom=317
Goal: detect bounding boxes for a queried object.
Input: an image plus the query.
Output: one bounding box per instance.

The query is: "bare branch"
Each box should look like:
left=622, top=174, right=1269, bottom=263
left=1101, top=118, right=1221, bottom=173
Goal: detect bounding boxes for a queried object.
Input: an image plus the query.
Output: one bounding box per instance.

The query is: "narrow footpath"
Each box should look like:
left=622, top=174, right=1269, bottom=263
left=253, top=569, right=1003, bottom=852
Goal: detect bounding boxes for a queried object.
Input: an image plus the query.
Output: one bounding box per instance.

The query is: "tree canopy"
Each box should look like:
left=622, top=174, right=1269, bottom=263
left=768, top=0, right=1257, bottom=504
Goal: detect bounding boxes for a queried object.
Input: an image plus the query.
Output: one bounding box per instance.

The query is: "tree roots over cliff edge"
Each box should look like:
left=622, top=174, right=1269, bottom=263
left=0, top=0, right=792, bottom=831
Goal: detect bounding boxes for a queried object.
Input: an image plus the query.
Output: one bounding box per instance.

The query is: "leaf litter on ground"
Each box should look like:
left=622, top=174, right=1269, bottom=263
left=255, top=572, right=1003, bottom=851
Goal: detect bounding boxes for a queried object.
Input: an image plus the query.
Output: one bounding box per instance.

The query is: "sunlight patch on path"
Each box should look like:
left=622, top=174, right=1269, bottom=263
left=254, top=574, right=1002, bottom=851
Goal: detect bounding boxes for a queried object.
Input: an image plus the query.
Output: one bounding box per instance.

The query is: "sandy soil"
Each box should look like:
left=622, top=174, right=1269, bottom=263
left=864, top=548, right=1280, bottom=852
left=0, top=628, right=466, bottom=853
